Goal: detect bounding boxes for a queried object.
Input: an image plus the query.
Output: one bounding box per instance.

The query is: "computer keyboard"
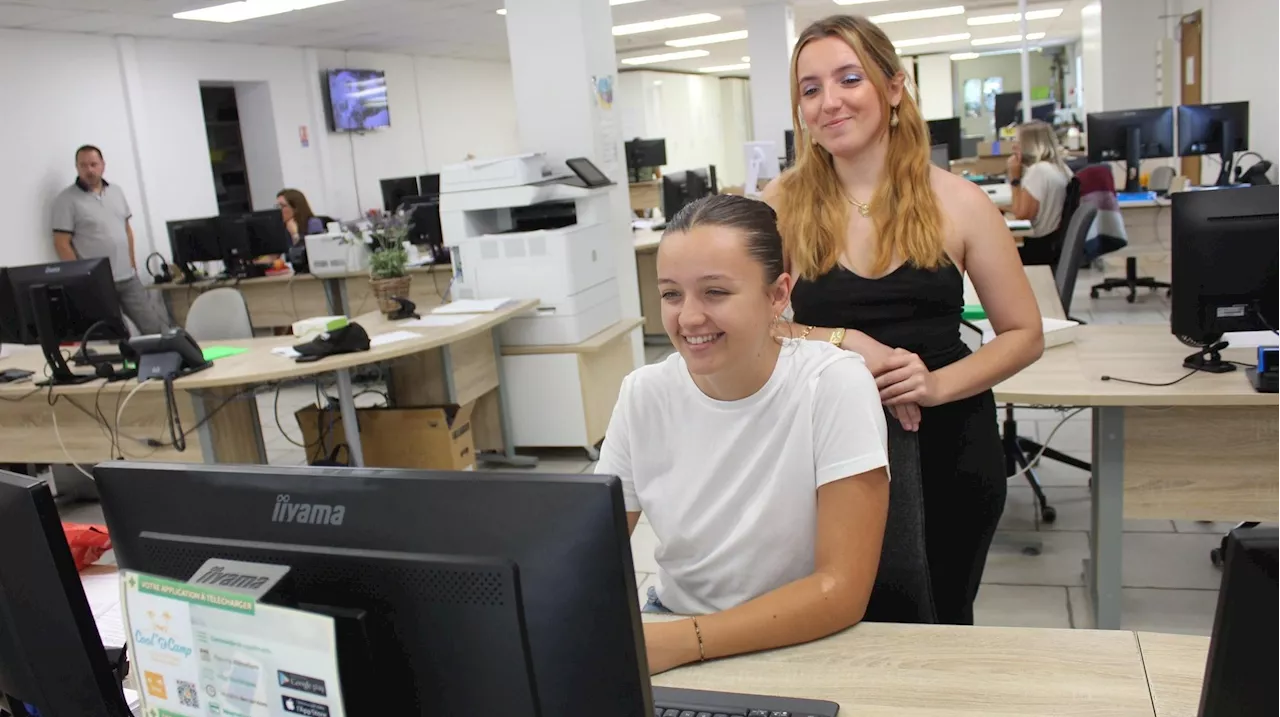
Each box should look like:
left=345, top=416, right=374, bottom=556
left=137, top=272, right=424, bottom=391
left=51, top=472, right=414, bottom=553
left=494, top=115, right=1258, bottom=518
left=652, top=686, right=839, bottom=717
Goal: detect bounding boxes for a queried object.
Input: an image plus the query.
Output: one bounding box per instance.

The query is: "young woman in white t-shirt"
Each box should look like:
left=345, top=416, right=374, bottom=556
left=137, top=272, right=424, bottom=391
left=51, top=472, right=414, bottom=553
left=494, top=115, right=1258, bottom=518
left=596, top=194, right=890, bottom=675
left=1007, top=120, right=1074, bottom=256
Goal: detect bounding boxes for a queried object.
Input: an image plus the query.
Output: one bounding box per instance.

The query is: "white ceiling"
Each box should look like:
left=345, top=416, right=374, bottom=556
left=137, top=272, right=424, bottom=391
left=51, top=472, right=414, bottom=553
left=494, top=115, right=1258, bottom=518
left=0, top=0, right=1087, bottom=71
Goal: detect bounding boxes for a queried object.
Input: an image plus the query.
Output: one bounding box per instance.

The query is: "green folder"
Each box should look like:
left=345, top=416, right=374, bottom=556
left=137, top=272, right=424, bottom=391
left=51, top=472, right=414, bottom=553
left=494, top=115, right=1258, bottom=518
left=961, top=305, right=987, bottom=321
left=202, top=346, right=250, bottom=362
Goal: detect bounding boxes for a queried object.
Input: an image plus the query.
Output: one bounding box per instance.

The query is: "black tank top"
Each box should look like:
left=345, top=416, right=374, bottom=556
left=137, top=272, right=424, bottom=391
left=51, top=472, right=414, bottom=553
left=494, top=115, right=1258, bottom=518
left=792, top=262, right=970, bottom=372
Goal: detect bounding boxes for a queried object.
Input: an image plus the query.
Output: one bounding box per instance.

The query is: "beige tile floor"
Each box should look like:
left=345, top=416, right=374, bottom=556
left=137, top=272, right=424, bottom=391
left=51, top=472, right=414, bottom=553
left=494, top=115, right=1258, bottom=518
left=56, top=266, right=1271, bottom=636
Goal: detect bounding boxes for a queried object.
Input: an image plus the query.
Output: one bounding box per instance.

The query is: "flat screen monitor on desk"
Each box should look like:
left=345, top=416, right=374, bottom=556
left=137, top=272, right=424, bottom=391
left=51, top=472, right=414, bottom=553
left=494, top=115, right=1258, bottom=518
left=1171, top=184, right=1278, bottom=372
left=625, top=138, right=667, bottom=169
left=4, top=258, right=127, bottom=386
left=380, top=176, right=420, bottom=212
left=0, top=471, right=133, bottom=717
left=662, top=170, right=709, bottom=222
left=418, top=173, right=441, bottom=197
left=1177, top=102, right=1250, bottom=186
left=166, top=216, right=222, bottom=277
left=927, top=117, right=962, bottom=160
left=1086, top=107, right=1175, bottom=192
left=401, top=195, right=444, bottom=249
left=245, top=209, right=293, bottom=256
left=692, top=165, right=718, bottom=195
left=1030, top=102, right=1056, bottom=123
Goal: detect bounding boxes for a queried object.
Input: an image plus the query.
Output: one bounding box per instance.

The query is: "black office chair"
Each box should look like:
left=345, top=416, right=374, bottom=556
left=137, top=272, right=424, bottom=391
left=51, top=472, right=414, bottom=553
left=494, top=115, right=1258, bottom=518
left=1001, top=200, right=1099, bottom=523
left=1017, top=176, right=1080, bottom=266
left=864, top=416, right=936, bottom=624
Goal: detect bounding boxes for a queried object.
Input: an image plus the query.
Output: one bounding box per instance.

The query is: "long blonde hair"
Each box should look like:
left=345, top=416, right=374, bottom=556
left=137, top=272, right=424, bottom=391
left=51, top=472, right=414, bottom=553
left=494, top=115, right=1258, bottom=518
left=776, top=15, right=947, bottom=280
left=1017, top=120, right=1071, bottom=174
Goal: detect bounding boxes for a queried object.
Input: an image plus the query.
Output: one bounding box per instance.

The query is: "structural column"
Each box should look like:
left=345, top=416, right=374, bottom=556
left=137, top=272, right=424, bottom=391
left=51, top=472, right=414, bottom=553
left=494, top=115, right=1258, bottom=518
left=745, top=2, right=796, bottom=155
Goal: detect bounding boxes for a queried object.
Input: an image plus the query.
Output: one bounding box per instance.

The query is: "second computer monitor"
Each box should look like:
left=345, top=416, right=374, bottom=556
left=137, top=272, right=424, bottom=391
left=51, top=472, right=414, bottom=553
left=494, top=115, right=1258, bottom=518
left=245, top=209, right=293, bottom=256
left=1170, top=184, right=1278, bottom=363
left=380, top=176, right=420, bottom=212
left=1086, top=107, right=1175, bottom=192
left=625, top=138, right=667, bottom=169
left=1178, top=102, right=1249, bottom=186
left=927, top=117, right=962, bottom=161
left=166, top=217, right=222, bottom=266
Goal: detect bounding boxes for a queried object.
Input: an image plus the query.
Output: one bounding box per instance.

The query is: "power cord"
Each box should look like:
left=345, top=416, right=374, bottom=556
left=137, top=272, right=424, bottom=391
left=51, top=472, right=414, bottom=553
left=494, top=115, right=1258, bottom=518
left=1101, top=369, right=1200, bottom=387
left=1006, top=407, right=1086, bottom=480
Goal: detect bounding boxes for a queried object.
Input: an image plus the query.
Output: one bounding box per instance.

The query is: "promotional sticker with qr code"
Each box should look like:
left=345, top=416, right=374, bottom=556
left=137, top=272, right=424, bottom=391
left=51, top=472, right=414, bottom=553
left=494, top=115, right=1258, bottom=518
left=121, top=571, right=346, bottom=717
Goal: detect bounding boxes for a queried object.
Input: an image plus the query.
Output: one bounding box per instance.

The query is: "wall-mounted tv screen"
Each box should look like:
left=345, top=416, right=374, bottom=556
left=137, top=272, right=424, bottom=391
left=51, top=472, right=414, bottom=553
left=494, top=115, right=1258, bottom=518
left=325, top=69, right=389, bottom=131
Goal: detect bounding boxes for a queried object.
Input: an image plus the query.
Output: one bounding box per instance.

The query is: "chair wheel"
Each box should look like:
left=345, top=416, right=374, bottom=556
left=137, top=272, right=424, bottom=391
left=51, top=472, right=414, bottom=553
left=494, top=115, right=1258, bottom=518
left=1041, top=506, right=1057, bottom=524
left=1126, top=294, right=1136, bottom=304
left=1090, top=290, right=1099, bottom=299
left=1210, top=547, right=1225, bottom=568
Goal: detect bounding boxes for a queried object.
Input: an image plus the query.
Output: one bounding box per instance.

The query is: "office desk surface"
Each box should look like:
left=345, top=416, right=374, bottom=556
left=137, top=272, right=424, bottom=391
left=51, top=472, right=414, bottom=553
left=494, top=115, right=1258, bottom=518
left=653, top=623, right=1157, bottom=716
left=1136, top=632, right=1210, bottom=717
left=0, top=301, right=536, bottom=397
left=993, top=325, right=1275, bottom=407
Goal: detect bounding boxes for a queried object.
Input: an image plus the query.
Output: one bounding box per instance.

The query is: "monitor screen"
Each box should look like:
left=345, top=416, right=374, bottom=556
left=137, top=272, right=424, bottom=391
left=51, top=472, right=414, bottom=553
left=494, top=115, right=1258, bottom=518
left=326, top=69, right=390, bottom=131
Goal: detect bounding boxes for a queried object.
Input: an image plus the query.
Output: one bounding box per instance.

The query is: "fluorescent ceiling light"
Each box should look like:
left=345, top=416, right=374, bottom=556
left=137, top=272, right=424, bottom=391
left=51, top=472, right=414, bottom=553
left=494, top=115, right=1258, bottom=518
left=174, top=0, right=342, bottom=22
left=892, top=32, right=970, bottom=48
left=620, top=49, right=710, bottom=65
left=949, top=52, right=980, bottom=60
left=613, top=13, right=719, bottom=36
left=699, top=63, right=750, bottom=73
left=971, top=32, right=1045, bottom=46
left=967, top=8, right=1063, bottom=25
left=833, top=0, right=892, bottom=5
left=500, top=0, right=642, bottom=13
left=870, top=5, right=965, bottom=23
left=666, top=30, right=747, bottom=47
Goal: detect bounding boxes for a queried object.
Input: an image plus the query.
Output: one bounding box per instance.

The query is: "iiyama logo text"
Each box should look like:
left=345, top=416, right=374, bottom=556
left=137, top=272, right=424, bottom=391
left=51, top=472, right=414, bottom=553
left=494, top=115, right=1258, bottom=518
left=271, top=494, right=345, bottom=526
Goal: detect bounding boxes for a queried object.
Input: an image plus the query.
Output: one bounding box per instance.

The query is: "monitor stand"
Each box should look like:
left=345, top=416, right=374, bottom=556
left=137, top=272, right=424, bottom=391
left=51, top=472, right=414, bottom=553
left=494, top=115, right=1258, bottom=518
left=29, top=285, right=95, bottom=387
left=1123, top=126, right=1144, bottom=193
left=1215, top=120, right=1237, bottom=186
left=1183, top=340, right=1236, bottom=374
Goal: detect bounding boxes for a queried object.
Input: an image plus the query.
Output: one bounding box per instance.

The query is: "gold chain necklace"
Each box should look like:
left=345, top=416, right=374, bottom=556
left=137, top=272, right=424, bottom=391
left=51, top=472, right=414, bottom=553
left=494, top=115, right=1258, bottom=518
left=846, top=194, right=872, bottom=217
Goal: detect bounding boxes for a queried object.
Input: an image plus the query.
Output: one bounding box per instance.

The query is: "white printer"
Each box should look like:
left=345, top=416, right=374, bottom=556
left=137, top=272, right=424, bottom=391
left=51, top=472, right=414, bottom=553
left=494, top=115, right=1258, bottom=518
left=304, top=232, right=367, bottom=278
left=440, top=155, right=621, bottom=346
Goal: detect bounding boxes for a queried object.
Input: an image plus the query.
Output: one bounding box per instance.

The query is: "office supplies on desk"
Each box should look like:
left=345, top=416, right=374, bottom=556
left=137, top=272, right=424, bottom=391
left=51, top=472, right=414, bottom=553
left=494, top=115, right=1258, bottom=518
left=293, top=315, right=350, bottom=340
left=1116, top=191, right=1159, bottom=203
left=0, top=472, right=135, bottom=716
left=200, top=345, right=249, bottom=362
left=96, top=461, right=841, bottom=716
left=1247, top=346, right=1277, bottom=392
left=368, top=330, right=421, bottom=347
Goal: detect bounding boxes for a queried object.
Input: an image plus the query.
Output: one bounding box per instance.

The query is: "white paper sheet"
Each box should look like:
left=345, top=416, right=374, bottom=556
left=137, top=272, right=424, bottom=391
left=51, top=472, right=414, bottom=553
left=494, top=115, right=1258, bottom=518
left=271, top=346, right=302, bottom=359
left=369, top=330, right=421, bottom=347
left=81, top=571, right=126, bottom=648
left=432, top=298, right=515, bottom=314
left=399, top=314, right=475, bottom=328
left=1223, top=331, right=1279, bottom=349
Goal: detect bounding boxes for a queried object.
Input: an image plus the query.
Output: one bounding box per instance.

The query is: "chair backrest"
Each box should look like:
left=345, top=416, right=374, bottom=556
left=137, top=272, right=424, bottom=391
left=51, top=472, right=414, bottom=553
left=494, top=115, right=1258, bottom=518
left=864, top=416, right=937, bottom=624
left=185, top=288, right=254, bottom=342
left=1053, top=200, right=1099, bottom=316
left=1149, top=166, right=1176, bottom=192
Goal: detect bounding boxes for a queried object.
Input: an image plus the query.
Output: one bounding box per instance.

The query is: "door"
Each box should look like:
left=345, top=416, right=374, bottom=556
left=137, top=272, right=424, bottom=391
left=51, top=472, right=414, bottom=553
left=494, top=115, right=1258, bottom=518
left=1179, top=11, right=1203, bottom=184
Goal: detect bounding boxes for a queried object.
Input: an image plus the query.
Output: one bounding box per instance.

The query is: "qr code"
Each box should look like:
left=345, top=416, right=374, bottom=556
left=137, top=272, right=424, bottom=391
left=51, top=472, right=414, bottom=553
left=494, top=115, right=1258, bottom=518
left=177, top=680, right=199, bottom=708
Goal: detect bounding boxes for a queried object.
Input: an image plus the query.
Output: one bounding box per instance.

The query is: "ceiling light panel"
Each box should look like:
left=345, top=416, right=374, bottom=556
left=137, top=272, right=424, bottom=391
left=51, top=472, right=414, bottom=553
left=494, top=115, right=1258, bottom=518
left=967, top=8, right=1062, bottom=25
left=665, top=30, right=747, bottom=47
left=700, top=63, right=750, bottom=73
left=892, top=32, right=971, bottom=48
left=613, top=13, right=720, bottom=36
left=174, top=0, right=343, bottom=23
left=620, top=49, right=710, bottom=65
left=870, top=5, right=965, bottom=23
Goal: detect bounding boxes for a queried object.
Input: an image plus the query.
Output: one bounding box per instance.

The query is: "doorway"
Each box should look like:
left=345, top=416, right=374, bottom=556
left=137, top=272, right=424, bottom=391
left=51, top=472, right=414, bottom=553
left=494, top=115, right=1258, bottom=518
left=1179, top=11, right=1203, bottom=184
left=200, top=85, right=253, bottom=215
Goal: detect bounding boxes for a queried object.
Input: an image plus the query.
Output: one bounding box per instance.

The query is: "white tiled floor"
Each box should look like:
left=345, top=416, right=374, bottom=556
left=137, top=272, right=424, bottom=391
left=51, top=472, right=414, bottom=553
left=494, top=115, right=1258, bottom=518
left=53, top=266, right=1267, bottom=636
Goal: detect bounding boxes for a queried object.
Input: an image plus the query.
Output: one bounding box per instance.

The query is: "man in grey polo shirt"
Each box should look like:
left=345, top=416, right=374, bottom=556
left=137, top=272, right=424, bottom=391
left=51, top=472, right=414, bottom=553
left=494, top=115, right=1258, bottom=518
left=52, top=145, right=170, bottom=335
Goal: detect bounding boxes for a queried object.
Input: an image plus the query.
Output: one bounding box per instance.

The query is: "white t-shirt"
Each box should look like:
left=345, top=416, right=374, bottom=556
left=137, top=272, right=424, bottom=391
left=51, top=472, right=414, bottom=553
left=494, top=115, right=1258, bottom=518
left=1021, top=161, right=1072, bottom=238
left=595, top=339, right=889, bottom=615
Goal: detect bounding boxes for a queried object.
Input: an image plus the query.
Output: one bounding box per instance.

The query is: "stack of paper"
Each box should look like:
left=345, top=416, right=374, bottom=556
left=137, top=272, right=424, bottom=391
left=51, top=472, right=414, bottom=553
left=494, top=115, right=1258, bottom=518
left=81, top=570, right=126, bottom=648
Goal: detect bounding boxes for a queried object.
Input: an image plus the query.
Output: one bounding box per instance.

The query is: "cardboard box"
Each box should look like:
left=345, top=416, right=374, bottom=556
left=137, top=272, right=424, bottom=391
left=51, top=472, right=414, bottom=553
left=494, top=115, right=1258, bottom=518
left=295, top=402, right=476, bottom=470
left=977, top=140, right=1012, bottom=157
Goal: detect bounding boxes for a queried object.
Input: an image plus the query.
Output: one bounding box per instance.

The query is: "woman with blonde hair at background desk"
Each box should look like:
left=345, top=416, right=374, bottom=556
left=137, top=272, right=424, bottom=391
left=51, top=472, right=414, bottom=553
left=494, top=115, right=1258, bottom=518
left=761, top=14, right=1044, bottom=626
left=596, top=194, right=890, bottom=675
left=1007, top=119, right=1075, bottom=264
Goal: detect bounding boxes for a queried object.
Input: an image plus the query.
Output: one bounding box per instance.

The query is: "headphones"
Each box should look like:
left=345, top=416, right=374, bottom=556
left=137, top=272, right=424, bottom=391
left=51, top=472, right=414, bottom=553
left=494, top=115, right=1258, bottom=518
left=146, top=252, right=173, bottom=284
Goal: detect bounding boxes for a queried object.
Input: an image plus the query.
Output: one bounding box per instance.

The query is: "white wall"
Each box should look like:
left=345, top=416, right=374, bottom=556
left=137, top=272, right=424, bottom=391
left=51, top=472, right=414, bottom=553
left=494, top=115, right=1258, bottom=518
left=1081, top=1, right=1104, bottom=115
left=1098, top=0, right=1164, bottom=111
left=915, top=54, right=954, bottom=121
left=616, top=71, right=751, bottom=190
left=1198, top=0, right=1278, bottom=179
left=0, top=28, right=521, bottom=265
left=0, top=29, right=148, bottom=268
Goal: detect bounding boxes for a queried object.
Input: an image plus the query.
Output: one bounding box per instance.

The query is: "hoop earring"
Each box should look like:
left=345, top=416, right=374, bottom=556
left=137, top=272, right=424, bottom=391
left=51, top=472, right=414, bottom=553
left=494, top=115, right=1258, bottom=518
left=889, top=106, right=900, bottom=129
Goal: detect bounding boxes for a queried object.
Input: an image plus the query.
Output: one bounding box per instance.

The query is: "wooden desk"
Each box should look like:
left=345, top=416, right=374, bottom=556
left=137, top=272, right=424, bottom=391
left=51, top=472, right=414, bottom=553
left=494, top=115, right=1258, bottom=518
left=0, top=301, right=537, bottom=469
left=654, top=622, right=1180, bottom=716
left=994, top=326, right=1278, bottom=628
left=633, top=229, right=665, bottom=338
left=630, top=181, right=662, bottom=213
left=152, top=264, right=452, bottom=330
left=1136, top=632, right=1210, bottom=717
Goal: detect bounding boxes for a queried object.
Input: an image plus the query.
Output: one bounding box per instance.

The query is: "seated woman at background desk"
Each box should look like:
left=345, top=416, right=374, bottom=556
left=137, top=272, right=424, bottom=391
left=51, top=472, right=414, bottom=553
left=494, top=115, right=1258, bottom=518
left=258, top=188, right=326, bottom=266
left=596, top=194, right=890, bottom=675
left=1006, top=121, right=1073, bottom=264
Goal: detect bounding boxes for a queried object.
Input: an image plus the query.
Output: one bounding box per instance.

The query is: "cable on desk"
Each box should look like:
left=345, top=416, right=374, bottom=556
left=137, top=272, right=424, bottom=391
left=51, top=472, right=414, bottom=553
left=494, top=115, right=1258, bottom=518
left=1101, top=369, right=1199, bottom=387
